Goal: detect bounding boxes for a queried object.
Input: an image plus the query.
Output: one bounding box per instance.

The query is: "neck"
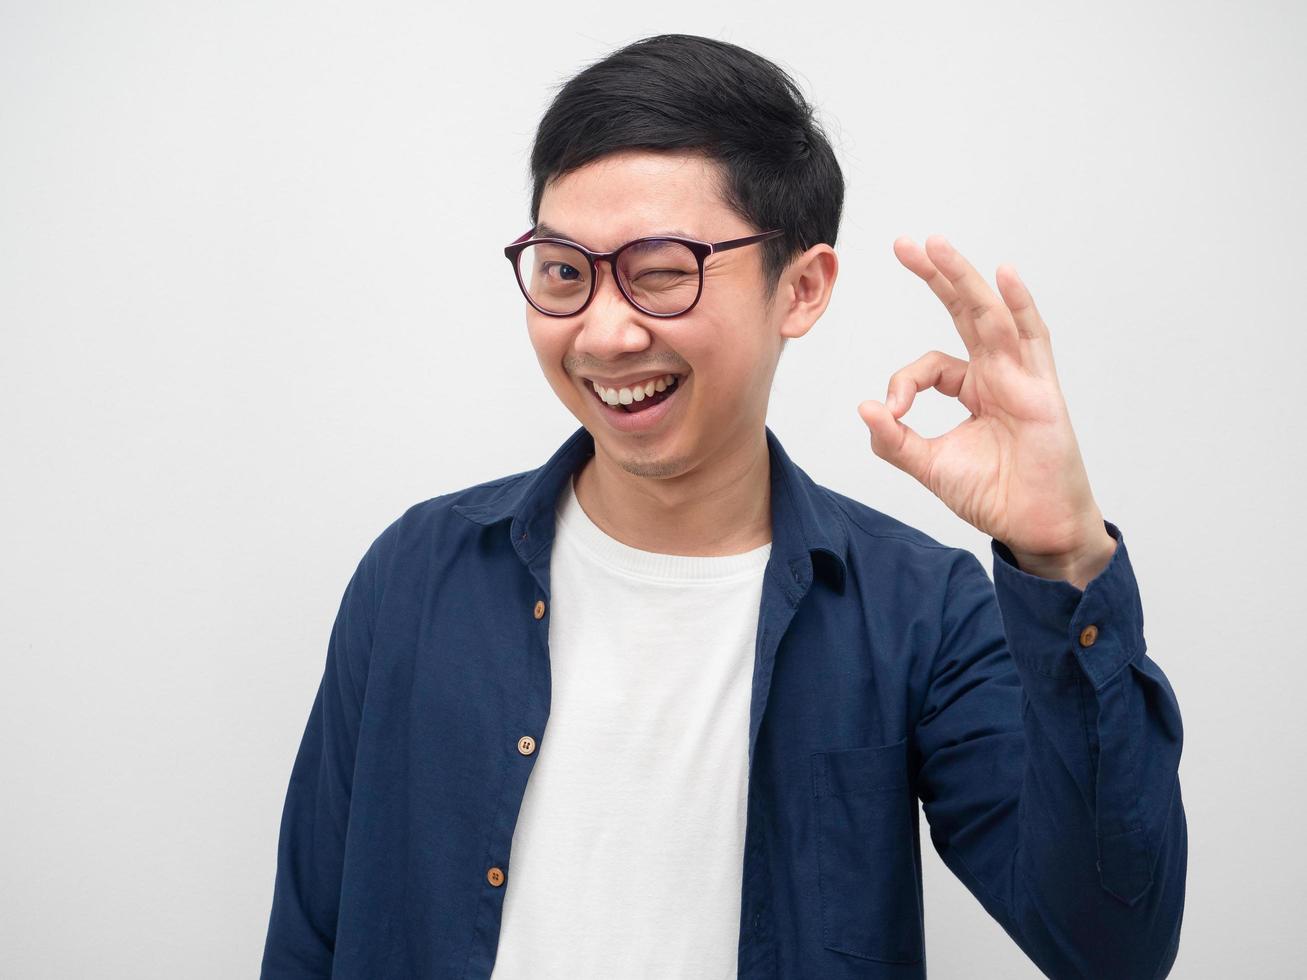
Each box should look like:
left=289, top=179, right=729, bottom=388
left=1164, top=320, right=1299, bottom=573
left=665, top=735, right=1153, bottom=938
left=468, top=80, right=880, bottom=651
left=571, top=429, right=772, bottom=557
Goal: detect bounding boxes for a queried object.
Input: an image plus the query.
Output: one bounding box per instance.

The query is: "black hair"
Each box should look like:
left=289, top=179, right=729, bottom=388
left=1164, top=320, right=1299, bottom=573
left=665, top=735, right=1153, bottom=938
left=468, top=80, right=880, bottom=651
left=528, top=34, right=844, bottom=305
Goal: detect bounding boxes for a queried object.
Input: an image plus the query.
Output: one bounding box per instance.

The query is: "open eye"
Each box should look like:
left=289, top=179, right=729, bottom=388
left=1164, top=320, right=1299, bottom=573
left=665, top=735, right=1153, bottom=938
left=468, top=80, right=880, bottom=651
left=542, top=261, right=584, bottom=282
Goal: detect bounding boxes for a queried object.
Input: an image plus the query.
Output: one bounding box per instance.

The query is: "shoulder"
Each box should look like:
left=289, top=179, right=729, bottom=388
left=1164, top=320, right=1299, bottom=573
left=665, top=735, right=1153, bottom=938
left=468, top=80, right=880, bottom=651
left=813, top=482, right=984, bottom=584
left=366, top=467, right=535, bottom=566
left=820, top=483, right=957, bottom=555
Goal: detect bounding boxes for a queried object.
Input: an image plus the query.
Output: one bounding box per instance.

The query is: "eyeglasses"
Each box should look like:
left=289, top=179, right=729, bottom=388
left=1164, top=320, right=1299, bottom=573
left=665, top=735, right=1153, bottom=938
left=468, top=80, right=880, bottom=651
left=503, top=227, right=785, bottom=318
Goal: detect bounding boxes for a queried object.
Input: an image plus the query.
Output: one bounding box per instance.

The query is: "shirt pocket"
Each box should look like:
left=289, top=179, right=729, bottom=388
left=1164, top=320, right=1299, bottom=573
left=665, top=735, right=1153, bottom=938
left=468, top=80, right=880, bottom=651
left=810, top=735, right=924, bottom=964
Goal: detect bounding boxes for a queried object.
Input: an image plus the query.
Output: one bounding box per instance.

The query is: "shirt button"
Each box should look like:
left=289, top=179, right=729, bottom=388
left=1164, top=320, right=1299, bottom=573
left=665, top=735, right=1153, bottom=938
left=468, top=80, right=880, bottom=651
left=1079, top=624, right=1099, bottom=647
left=517, top=735, right=536, bottom=755
left=533, top=599, right=546, bottom=620
left=486, top=866, right=505, bottom=887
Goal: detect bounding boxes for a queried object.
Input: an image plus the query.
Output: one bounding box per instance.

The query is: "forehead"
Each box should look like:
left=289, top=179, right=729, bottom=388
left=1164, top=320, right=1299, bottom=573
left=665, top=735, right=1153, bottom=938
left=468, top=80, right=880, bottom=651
left=536, top=150, right=739, bottom=250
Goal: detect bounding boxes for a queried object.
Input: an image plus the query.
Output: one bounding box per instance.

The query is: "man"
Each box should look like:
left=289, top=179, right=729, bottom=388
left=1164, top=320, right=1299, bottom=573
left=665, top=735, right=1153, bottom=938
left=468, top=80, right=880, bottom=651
left=261, top=33, right=1186, bottom=980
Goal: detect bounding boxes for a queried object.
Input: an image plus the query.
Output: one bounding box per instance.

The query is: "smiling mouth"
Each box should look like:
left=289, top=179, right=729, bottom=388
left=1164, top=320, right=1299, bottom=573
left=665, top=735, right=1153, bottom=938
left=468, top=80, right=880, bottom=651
left=586, top=374, right=685, bottom=413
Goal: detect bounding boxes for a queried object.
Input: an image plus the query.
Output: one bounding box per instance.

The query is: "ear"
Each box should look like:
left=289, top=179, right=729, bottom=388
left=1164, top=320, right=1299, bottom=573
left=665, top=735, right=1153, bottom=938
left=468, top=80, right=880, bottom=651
left=776, top=244, right=838, bottom=340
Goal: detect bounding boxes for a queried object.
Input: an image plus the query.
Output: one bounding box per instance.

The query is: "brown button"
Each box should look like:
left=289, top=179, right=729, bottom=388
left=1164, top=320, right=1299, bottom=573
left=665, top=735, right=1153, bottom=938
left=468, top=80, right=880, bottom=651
left=517, top=735, right=536, bottom=755
left=533, top=599, right=546, bottom=620
left=486, top=866, right=505, bottom=887
left=1079, top=624, right=1099, bottom=647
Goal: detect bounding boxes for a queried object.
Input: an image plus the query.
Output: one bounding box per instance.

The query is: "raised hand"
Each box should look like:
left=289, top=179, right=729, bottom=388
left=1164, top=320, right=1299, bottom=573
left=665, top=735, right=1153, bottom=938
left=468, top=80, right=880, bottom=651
left=856, top=235, right=1117, bottom=589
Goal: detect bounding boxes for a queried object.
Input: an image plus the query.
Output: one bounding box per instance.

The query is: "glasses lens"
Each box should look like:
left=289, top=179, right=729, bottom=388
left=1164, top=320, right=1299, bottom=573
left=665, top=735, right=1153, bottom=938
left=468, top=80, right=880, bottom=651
left=617, top=239, right=701, bottom=315
left=515, top=242, right=592, bottom=315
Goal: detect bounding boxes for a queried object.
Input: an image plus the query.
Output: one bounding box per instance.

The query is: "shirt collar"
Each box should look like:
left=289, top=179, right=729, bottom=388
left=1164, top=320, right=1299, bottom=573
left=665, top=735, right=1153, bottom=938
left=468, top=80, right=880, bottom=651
left=452, top=425, right=848, bottom=593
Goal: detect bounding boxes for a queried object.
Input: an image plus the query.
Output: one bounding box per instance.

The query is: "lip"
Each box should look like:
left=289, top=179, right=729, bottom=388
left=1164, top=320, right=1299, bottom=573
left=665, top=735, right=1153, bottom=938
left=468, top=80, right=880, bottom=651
left=583, top=371, right=685, bottom=390
left=584, top=373, right=688, bottom=434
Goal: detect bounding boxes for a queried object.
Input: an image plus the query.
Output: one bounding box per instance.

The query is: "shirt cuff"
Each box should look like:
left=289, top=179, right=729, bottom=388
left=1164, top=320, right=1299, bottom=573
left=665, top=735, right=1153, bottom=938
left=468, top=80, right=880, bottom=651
left=990, top=520, right=1144, bottom=692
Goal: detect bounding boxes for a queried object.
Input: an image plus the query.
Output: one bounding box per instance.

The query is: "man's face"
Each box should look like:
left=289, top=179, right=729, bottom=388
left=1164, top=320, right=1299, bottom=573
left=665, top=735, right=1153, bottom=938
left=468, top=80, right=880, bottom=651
left=527, top=149, right=786, bottom=480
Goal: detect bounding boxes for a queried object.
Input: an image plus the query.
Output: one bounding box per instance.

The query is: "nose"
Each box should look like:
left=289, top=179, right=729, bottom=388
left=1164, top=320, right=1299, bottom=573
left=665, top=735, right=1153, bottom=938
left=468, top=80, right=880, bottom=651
left=572, top=261, right=653, bottom=357
left=590, top=259, right=631, bottom=311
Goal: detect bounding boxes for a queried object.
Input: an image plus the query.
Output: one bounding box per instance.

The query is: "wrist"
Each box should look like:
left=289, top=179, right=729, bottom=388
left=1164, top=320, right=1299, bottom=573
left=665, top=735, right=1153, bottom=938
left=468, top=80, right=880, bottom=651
left=1009, top=522, right=1117, bottom=590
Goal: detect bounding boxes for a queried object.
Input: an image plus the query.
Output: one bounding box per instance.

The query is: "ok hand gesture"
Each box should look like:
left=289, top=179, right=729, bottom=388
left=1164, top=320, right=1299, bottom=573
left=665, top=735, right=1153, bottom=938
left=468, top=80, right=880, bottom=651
left=857, top=235, right=1117, bottom=588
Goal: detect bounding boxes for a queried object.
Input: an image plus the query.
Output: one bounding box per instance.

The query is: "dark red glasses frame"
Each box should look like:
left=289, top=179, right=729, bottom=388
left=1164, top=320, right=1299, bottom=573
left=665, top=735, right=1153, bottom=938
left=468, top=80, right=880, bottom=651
left=503, top=227, right=785, bottom=318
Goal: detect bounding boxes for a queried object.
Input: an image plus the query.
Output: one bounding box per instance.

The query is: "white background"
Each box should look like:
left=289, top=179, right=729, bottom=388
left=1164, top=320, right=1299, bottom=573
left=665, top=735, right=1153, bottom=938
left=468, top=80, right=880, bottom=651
left=2, top=2, right=1303, bottom=977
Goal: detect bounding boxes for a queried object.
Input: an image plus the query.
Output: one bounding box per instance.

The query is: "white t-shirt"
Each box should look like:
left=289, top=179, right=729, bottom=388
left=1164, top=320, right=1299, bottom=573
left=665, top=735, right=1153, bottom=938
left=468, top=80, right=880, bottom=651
left=489, top=473, right=772, bottom=980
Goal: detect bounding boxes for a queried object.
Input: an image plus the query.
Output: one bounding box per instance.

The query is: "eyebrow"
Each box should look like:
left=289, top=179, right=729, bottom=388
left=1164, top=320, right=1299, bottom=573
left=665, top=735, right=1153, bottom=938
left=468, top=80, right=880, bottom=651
left=533, top=221, right=701, bottom=246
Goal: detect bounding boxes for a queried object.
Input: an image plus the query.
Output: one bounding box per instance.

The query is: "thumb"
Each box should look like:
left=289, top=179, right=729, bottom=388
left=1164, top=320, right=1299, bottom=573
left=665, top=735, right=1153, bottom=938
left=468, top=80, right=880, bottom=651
left=857, top=399, right=934, bottom=483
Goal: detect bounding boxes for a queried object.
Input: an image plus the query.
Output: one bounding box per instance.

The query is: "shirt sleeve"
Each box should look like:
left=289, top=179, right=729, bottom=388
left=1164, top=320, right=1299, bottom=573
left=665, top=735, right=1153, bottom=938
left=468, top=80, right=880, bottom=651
left=913, top=520, right=1187, bottom=979
left=259, top=527, right=389, bottom=979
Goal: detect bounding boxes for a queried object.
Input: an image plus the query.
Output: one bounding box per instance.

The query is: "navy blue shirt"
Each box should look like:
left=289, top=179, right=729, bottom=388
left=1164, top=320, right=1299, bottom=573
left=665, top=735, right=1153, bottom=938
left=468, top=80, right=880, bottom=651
left=261, top=424, right=1186, bottom=979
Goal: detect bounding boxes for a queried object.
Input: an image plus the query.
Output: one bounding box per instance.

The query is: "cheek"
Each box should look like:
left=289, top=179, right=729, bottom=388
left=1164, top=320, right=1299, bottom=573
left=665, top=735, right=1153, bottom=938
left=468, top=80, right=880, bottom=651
left=524, top=312, right=550, bottom=349
left=525, top=318, right=591, bottom=409
left=525, top=318, right=568, bottom=369
left=682, top=310, right=768, bottom=397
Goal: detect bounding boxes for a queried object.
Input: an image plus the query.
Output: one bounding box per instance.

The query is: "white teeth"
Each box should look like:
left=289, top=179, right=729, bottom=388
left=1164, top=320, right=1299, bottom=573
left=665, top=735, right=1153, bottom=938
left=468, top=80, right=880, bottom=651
left=590, top=373, right=679, bottom=406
